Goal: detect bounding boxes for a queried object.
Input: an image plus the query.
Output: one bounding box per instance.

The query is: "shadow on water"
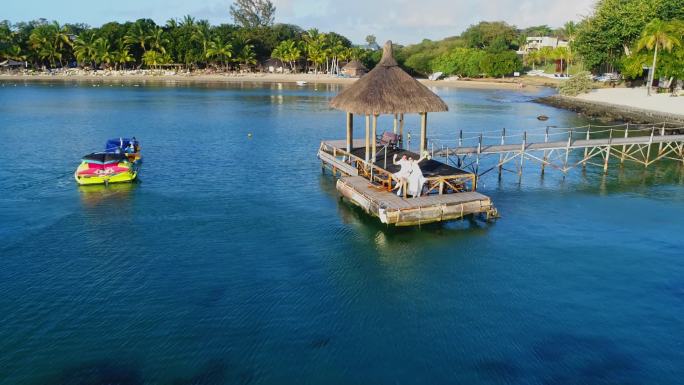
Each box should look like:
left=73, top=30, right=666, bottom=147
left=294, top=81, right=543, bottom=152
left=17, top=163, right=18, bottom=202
left=49, top=360, right=142, bottom=385
left=473, top=359, right=522, bottom=383
left=532, top=333, right=639, bottom=385
left=170, top=359, right=230, bottom=385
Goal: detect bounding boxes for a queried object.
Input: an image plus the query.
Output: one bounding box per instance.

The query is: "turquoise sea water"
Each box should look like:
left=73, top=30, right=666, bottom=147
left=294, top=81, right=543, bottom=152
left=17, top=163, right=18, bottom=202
left=1, top=80, right=683, bottom=384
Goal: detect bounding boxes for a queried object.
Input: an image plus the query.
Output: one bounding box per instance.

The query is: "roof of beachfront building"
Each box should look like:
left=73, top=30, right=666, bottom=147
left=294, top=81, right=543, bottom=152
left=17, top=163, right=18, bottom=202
left=342, top=60, right=367, bottom=71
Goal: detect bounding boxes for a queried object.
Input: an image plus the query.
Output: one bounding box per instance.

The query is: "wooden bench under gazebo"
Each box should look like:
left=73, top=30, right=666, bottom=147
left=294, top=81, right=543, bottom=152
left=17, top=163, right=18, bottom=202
left=318, top=41, right=497, bottom=226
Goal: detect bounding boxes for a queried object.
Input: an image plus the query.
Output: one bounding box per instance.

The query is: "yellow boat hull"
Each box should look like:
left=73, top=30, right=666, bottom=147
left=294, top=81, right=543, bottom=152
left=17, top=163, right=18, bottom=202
left=74, top=163, right=138, bottom=185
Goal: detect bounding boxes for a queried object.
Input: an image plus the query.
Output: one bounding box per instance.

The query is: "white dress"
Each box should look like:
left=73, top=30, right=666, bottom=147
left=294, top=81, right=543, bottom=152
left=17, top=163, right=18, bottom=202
left=393, top=159, right=412, bottom=196
left=393, top=159, right=412, bottom=180
left=407, top=161, right=426, bottom=197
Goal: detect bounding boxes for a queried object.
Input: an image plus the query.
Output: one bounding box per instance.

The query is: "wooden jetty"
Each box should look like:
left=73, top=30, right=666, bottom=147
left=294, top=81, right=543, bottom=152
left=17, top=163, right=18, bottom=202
left=427, top=123, right=684, bottom=177
left=319, top=41, right=497, bottom=226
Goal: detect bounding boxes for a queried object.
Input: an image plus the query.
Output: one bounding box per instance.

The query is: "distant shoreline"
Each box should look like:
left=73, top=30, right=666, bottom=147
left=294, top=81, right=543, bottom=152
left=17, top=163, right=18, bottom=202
left=0, top=72, right=546, bottom=91
left=537, top=89, right=684, bottom=124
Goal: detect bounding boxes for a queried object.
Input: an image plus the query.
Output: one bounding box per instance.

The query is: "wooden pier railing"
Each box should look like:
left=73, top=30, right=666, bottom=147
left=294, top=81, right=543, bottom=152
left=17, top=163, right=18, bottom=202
left=426, top=123, right=684, bottom=176
left=318, top=140, right=476, bottom=196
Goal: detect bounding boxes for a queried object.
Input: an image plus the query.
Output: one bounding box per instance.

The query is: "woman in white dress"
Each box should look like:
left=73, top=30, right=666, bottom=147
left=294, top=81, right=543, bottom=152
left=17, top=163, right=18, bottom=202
left=407, top=153, right=428, bottom=197
left=392, top=154, right=412, bottom=196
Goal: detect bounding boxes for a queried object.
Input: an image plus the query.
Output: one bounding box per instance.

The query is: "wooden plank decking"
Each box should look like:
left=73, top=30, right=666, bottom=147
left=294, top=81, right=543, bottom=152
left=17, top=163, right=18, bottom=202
left=337, top=176, right=495, bottom=226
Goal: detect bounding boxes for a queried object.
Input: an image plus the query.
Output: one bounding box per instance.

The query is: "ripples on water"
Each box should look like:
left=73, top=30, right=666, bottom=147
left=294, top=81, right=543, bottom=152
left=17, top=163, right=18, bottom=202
left=0, top=80, right=683, bottom=384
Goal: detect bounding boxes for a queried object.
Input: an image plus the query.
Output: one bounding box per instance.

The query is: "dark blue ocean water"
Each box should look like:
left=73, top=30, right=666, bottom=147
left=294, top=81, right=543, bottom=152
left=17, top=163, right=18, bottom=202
left=1, top=80, right=683, bottom=385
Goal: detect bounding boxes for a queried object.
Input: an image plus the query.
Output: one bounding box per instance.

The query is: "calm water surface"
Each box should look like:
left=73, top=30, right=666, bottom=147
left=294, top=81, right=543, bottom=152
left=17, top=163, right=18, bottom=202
left=1, top=80, right=683, bottom=384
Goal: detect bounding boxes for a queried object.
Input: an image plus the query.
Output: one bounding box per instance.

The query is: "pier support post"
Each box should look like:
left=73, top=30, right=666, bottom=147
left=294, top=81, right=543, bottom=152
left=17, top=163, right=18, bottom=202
left=519, top=131, right=526, bottom=176
left=476, top=134, right=482, bottom=179
left=419, top=112, right=428, bottom=155
left=346, top=112, right=354, bottom=154
left=603, top=129, right=612, bottom=173
left=583, top=128, right=590, bottom=170
left=621, top=123, right=628, bottom=165
left=658, top=124, right=666, bottom=154
left=542, top=126, right=549, bottom=175
left=646, top=127, right=655, bottom=167
left=563, top=129, right=572, bottom=172
left=498, top=128, right=505, bottom=179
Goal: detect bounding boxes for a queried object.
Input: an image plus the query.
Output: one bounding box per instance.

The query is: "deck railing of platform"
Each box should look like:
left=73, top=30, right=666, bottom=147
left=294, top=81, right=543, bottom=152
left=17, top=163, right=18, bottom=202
left=319, top=140, right=476, bottom=195
left=426, top=123, right=684, bottom=177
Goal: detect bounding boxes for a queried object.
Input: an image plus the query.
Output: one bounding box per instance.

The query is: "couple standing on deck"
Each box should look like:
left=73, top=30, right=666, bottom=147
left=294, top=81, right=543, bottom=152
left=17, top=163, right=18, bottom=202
left=392, top=153, right=427, bottom=198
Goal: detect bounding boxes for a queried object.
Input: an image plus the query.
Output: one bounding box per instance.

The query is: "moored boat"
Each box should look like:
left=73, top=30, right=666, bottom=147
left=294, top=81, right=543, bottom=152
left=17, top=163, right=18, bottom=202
left=74, top=152, right=138, bottom=185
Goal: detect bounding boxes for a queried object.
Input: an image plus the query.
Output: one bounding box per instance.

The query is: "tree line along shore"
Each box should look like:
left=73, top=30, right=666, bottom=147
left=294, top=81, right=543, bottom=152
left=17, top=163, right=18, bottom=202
left=1, top=0, right=682, bottom=83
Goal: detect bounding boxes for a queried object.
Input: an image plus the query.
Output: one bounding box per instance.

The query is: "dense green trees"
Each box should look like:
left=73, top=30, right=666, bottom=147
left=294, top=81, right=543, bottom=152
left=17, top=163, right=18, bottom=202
left=0, top=16, right=359, bottom=72
left=1, top=0, right=682, bottom=82
left=636, top=19, right=683, bottom=93
left=574, top=0, right=684, bottom=71
left=400, top=22, right=523, bottom=78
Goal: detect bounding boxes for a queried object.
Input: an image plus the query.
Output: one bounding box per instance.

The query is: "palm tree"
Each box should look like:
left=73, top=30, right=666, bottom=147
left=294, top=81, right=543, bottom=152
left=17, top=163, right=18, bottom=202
left=637, top=19, right=683, bottom=95
left=5, top=45, right=26, bottom=63
left=180, top=15, right=196, bottom=28
left=125, top=23, right=152, bottom=52
left=538, top=46, right=554, bottom=69
left=303, top=29, right=326, bottom=73
left=142, top=50, right=168, bottom=69
left=73, top=31, right=98, bottom=68
left=191, top=21, right=211, bottom=67
left=563, top=21, right=578, bottom=75
left=149, top=27, right=169, bottom=54
left=236, top=44, right=256, bottom=70
left=326, top=35, right=345, bottom=74
left=206, top=37, right=232, bottom=70
left=271, top=42, right=286, bottom=70
left=287, top=42, right=303, bottom=72
left=553, top=46, right=569, bottom=74
left=93, top=37, right=113, bottom=68
left=112, top=43, right=133, bottom=70
left=525, top=50, right=541, bottom=70
left=29, top=22, right=70, bottom=68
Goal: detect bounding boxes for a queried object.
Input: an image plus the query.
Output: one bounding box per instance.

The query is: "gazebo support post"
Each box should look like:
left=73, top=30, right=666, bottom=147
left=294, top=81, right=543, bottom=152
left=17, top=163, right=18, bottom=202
left=399, top=113, right=405, bottom=148
left=364, top=115, right=370, bottom=164
left=393, top=114, right=398, bottom=134
left=420, top=112, right=428, bottom=155
left=346, top=112, right=353, bottom=154
left=372, top=114, right=378, bottom=163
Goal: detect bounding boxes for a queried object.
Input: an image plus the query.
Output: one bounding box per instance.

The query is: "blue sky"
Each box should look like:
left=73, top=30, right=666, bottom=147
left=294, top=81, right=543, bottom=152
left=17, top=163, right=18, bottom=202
left=4, top=0, right=596, bottom=44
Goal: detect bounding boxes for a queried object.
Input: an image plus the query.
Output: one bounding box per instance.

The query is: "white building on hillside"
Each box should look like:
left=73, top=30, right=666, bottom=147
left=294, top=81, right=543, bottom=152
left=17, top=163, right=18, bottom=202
left=519, top=37, right=568, bottom=54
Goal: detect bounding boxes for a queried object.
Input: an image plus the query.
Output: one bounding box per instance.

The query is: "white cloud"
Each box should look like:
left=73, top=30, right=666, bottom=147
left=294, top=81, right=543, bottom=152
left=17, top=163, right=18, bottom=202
left=4, top=0, right=596, bottom=44
left=269, top=0, right=597, bottom=43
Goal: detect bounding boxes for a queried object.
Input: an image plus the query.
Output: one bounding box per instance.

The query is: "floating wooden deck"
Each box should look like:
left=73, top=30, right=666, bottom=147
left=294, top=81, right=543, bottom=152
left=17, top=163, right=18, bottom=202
left=337, top=176, right=495, bottom=226
left=319, top=139, right=497, bottom=226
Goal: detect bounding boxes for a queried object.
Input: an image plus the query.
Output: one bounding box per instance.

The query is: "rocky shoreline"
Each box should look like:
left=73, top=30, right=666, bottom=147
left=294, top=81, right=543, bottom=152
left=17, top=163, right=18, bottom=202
left=536, top=94, right=684, bottom=125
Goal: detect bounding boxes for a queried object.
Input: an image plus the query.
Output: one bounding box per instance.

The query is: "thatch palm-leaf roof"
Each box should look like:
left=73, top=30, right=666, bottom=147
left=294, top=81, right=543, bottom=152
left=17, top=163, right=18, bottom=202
left=342, top=59, right=367, bottom=71
left=330, top=41, right=448, bottom=115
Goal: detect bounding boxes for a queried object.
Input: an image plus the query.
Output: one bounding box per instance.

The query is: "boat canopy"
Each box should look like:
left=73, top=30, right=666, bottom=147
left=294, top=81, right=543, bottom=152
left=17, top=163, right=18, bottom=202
left=82, top=152, right=129, bottom=164
left=105, top=138, right=138, bottom=153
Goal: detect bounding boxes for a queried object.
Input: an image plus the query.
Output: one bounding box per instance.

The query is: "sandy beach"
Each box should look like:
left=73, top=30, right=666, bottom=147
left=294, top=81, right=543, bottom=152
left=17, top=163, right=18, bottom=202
left=0, top=71, right=543, bottom=91
left=576, top=87, right=684, bottom=116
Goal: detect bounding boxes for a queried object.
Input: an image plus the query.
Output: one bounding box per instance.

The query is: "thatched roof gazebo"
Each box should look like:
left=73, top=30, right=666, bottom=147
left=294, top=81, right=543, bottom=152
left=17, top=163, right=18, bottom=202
left=330, top=41, right=447, bottom=163
left=341, top=60, right=367, bottom=77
